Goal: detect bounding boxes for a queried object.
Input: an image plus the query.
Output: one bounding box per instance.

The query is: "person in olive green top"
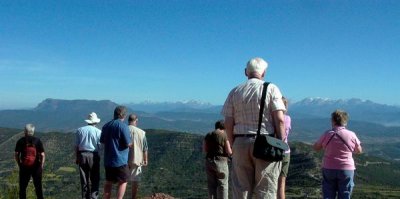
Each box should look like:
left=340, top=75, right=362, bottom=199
left=203, top=120, right=233, bottom=199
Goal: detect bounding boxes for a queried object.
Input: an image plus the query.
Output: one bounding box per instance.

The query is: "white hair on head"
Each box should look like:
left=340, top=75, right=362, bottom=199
left=25, top=124, right=35, bottom=136
left=246, top=57, right=268, bottom=75
left=247, top=57, right=268, bottom=73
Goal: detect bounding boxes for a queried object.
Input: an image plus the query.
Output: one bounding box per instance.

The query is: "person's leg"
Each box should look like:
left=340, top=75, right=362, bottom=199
left=277, top=154, right=290, bottom=199
left=116, top=181, right=128, bottom=199
left=215, top=159, right=229, bottom=199
left=103, top=181, right=113, bottom=199
left=78, top=164, right=88, bottom=199
left=231, top=137, right=255, bottom=199
left=205, top=159, right=217, bottom=199
left=128, top=165, right=138, bottom=199
left=337, top=170, right=354, bottom=199
left=131, top=181, right=139, bottom=199
left=31, top=166, right=44, bottom=199
left=115, top=165, right=129, bottom=199
left=322, top=168, right=338, bottom=199
left=90, top=153, right=100, bottom=199
left=104, top=166, right=116, bottom=199
left=277, top=176, right=286, bottom=199
left=19, top=167, right=30, bottom=199
left=79, top=153, right=91, bottom=199
left=254, top=159, right=281, bottom=199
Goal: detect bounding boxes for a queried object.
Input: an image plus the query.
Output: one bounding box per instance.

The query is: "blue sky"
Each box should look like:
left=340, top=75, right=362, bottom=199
left=1, top=0, right=399, bottom=109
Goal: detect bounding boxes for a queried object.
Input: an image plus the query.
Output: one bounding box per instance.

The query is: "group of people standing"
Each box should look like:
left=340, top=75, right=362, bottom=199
left=14, top=57, right=363, bottom=199
left=203, top=102, right=291, bottom=199
left=15, top=106, right=148, bottom=199
left=203, top=57, right=362, bottom=199
left=76, top=106, right=148, bottom=199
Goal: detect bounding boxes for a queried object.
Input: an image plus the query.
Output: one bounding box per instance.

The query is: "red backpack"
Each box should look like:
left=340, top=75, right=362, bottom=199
left=22, top=142, right=37, bottom=167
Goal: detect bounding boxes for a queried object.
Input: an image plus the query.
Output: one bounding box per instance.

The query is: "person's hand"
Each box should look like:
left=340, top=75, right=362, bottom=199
left=75, top=158, right=80, bottom=165
left=142, top=160, right=148, bottom=166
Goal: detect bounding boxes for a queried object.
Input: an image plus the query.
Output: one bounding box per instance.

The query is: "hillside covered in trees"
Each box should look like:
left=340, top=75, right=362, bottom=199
left=1, top=128, right=400, bottom=198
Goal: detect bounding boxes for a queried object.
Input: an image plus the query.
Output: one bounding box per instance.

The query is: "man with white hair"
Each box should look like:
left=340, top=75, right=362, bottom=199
left=14, top=123, right=45, bottom=199
left=221, top=57, right=286, bottom=199
left=75, top=112, right=102, bottom=199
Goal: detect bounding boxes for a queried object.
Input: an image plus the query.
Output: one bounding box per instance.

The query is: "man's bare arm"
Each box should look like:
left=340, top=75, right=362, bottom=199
left=40, top=152, right=45, bottom=169
left=224, top=116, right=235, bottom=146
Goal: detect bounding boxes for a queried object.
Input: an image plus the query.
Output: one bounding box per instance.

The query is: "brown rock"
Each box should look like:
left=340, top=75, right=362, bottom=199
left=142, top=193, right=175, bottom=199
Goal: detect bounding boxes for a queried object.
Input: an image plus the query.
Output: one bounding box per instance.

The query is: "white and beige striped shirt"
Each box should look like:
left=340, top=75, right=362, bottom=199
left=221, top=78, right=286, bottom=135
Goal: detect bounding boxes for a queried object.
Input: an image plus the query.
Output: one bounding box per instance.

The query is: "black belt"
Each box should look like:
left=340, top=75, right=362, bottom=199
left=234, top=134, right=257, bottom=138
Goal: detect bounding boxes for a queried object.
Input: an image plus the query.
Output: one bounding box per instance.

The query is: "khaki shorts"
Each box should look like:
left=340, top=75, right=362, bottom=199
left=232, top=137, right=282, bottom=198
left=129, top=165, right=143, bottom=182
left=280, top=153, right=290, bottom=177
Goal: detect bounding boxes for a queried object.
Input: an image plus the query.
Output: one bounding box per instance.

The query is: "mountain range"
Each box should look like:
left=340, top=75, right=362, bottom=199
left=0, top=98, right=399, bottom=143
left=127, top=97, right=400, bottom=126
left=290, top=98, right=400, bottom=126
left=1, top=98, right=400, bottom=198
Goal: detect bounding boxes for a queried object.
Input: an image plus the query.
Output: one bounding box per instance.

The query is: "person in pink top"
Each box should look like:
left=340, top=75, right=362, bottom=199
left=278, top=97, right=291, bottom=199
left=313, top=110, right=362, bottom=199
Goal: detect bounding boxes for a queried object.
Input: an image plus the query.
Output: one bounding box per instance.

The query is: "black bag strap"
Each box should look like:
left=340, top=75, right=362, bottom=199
left=326, top=130, right=353, bottom=152
left=257, top=82, right=270, bottom=136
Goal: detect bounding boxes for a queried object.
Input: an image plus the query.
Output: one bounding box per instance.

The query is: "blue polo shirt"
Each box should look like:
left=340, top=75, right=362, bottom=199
left=100, top=119, right=131, bottom=167
left=75, top=125, right=101, bottom=152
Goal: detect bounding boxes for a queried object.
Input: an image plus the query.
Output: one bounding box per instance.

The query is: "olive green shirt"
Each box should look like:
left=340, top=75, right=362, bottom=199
left=204, top=130, right=228, bottom=158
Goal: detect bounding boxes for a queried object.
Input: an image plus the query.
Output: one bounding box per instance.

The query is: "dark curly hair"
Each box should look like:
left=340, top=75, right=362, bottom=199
left=215, top=120, right=225, bottom=130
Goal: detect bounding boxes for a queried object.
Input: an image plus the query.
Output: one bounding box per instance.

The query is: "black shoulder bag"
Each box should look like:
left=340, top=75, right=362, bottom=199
left=253, top=82, right=289, bottom=161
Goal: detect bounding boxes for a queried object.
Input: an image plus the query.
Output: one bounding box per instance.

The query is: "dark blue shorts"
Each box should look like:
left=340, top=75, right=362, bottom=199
left=105, top=165, right=129, bottom=183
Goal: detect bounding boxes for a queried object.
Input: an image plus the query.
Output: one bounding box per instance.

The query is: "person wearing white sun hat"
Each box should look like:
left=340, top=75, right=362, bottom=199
left=75, top=112, right=102, bottom=199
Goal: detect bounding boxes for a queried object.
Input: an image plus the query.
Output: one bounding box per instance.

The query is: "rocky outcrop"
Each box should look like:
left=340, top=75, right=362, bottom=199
left=143, top=193, right=175, bottom=199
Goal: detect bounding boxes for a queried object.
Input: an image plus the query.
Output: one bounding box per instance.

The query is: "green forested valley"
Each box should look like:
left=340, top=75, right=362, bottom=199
left=1, top=128, right=400, bottom=198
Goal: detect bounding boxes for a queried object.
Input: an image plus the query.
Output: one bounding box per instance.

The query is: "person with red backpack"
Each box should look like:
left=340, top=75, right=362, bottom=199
left=14, top=124, right=45, bottom=199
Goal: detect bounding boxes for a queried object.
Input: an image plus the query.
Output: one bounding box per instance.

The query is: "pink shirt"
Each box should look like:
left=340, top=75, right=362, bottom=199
left=284, top=115, right=291, bottom=153
left=316, top=126, right=361, bottom=170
